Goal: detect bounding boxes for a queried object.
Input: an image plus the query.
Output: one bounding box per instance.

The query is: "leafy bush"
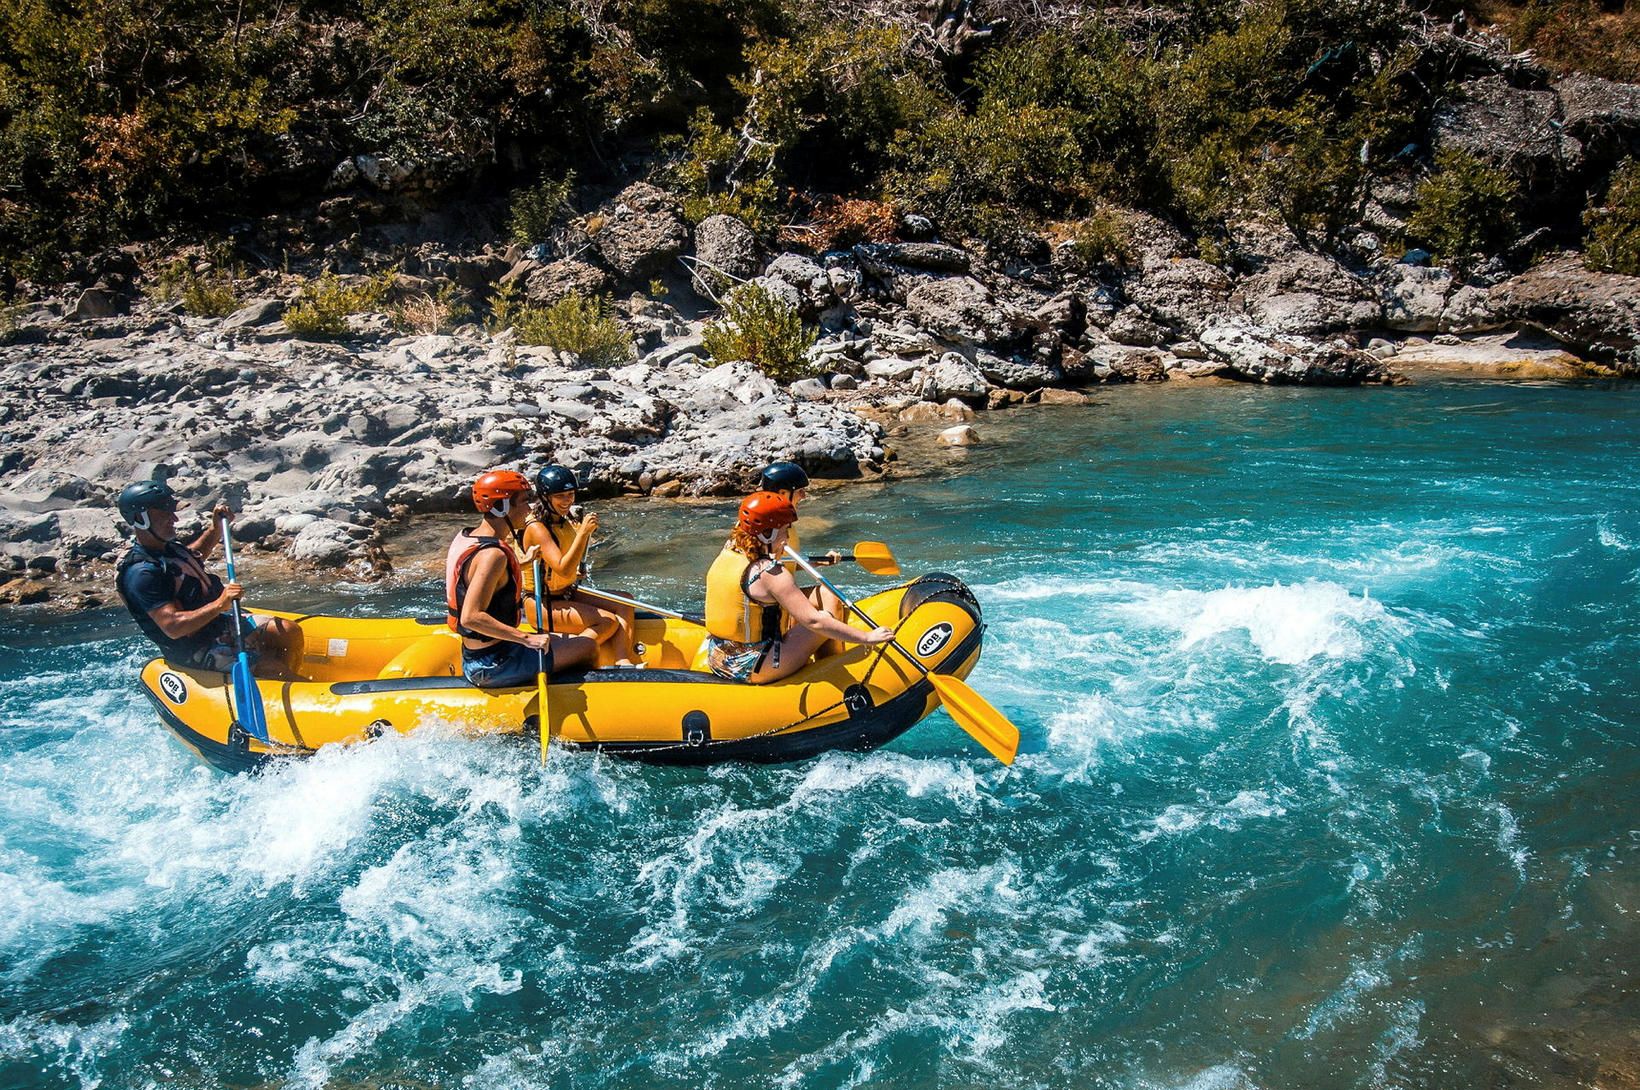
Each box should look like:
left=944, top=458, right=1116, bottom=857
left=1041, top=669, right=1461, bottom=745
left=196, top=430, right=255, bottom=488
left=507, top=172, right=575, bottom=247
left=150, top=260, right=240, bottom=317
left=674, top=107, right=781, bottom=229
left=488, top=284, right=632, bottom=365
left=890, top=28, right=1153, bottom=243
left=1053, top=207, right=1135, bottom=270
left=795, top=197, right=900, bottom=250
left=702, top=283, right=815, bottom=381
left=1407, top=149, right=1520, bottom=261
left=283, top=272, right=395, bottom=337
left=1586, top=158, right=1640, bottom=276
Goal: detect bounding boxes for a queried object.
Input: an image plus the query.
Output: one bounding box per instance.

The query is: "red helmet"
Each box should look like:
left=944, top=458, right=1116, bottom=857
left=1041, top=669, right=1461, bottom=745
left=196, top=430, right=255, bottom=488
left=737, top=491, right=797, bottom=538
left=472, top=470, right=532, bottom=516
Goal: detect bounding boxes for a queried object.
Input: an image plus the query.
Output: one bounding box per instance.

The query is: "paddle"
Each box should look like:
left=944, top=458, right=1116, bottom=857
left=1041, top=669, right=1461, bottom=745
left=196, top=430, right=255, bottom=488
left=219, top=517, right=270, bottom=745
left=579, top=586, right=703, bottom=626
left=783, top=547, right=1018, bottom=765
left=534, top=559, right=551, bottom=762
left=831, top=540, right=900, bottom=577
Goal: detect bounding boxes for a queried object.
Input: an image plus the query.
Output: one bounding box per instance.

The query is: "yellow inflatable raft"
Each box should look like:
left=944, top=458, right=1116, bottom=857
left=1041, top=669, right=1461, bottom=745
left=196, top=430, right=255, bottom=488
left=138, top=574, right=985, bottom=772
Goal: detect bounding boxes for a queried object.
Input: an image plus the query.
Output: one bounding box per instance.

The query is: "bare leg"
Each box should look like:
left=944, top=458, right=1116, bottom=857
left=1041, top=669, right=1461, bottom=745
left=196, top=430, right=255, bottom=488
left=248, top=617, right=303, bottom=680
left=748, top=624, right=830, bottom=684
left=804, top=585, right=847, bottom=658
left=585, top=592, right=638, bottom=665
left=547, top=633, right=598, bottom=675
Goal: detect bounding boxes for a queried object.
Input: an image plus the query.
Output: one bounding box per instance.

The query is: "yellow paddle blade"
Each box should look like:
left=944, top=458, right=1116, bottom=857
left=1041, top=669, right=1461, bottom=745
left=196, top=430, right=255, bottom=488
left=538, top=671, right=551, bottom=762
left=851, top=540, right=901, bottom=577
left=928, top=673, right=1019, bottom=765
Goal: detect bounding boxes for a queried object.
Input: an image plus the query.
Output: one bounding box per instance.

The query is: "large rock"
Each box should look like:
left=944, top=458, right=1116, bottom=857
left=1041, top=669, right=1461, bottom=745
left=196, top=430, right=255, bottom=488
left=592, top=182, right=689, bottom=280
left=1379, top=265, right=1455, bottom=332
left=287, top=518, right=360, bottom=566
left=976, top=350, right=1060, bottom=391
left=692, top=215, right=761, bottom=296
left=761, top=254, right=833, bottom=314
left=524, top=259, right=611, bottom=306
left=1199, top=319, right=1394, bottom=385
left=1554, top=74, right=1640, bottom=165
left=1124, top=258, right=1233, bottom=337
left=1431, top=76, right=1583, bottom=194
left=1487, top=254, right=1640, bottom=374
left=1234, top=234, right=1379, bottom=335
left=904, top=277, right=1013, bottom=345
left=918, top=352, right=990, bottom=402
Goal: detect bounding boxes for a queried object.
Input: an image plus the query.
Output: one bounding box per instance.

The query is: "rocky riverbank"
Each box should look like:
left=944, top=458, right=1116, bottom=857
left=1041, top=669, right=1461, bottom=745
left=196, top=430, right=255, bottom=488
left=4, top=191, right=1639, bottom=607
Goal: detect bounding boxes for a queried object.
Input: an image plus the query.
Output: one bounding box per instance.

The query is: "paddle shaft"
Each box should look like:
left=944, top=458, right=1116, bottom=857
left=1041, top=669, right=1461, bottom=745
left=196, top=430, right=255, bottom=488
left=219, top=518, right=247, bottom=653
left=579, top=586, right=699, bottom=624
left=219, top=517, right=270, bottom=743
left=783, top=547, right=931, bottom=680
left=535, top=559, right=551, bottom=760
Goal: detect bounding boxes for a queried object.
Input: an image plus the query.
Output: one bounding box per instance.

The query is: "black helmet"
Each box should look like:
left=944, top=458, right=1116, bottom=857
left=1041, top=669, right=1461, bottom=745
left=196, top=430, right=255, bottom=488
left=117, top=480, right=181, bottom=530
left=758, top=461, right=809, bottom=493
left=535, top=464, right=578, bottom=496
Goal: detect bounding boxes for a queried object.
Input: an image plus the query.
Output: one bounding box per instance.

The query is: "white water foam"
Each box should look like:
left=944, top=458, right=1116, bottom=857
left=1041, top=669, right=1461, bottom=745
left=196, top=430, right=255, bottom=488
left=1136, top=790, right=1290, bottom=844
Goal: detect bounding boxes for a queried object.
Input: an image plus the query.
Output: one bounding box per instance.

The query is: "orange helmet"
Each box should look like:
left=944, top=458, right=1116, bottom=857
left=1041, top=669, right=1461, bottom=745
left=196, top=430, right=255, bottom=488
left=737, top=491, right=797, bottom=539
left=472, top=470, right=532, bottom=516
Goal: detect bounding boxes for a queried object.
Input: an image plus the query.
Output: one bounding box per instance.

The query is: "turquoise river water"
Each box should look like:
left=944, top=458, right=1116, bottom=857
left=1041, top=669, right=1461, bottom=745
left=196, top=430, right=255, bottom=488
left=2, top=380, right=1637, bottom=1089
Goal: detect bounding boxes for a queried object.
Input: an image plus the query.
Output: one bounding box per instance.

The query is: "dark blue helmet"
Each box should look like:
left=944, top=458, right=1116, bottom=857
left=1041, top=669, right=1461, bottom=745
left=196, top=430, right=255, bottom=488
left=758, top=461, right=809, bottom=493
left=117, top=480, right=181, bottom=530
left=535, top=464, right=579, bottom=496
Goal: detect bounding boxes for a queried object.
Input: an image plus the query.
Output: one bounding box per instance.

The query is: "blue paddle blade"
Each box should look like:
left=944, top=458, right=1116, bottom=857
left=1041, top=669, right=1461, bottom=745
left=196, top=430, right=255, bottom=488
left=232, top=652, right=270, bottom=743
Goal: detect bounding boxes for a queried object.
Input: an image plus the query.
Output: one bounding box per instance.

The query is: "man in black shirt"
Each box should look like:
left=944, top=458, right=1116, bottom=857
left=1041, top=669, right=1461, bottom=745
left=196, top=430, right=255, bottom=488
left=114, top=480, right=299, bottom=677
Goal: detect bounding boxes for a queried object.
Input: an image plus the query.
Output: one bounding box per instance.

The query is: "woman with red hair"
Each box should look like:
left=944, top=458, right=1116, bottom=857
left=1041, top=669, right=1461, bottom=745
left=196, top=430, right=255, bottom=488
left=702, top=491, right=894, bottom=683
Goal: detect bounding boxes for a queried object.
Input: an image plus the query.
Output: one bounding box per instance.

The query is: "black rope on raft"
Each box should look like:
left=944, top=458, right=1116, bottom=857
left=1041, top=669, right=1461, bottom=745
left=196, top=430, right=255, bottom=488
left=576, top=692, right=855, bottom=759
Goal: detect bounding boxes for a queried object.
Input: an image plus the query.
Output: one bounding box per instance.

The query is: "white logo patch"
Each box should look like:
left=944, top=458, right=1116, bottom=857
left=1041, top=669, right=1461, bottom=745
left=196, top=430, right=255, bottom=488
left=158, top=671, right=188, bottom=705
left=916, top=622, right=954, bottom=658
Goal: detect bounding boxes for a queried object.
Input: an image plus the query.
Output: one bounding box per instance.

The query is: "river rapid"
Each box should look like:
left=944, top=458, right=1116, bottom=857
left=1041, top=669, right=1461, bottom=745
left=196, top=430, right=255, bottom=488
left=3, top=379, right=1637, bottom=1089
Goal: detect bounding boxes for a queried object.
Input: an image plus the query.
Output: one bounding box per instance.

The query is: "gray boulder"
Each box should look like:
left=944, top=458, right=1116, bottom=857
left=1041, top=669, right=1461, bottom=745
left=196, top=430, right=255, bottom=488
left=223, top=298, right=285, bottom=330
left=692, top=215, right=761, bottom=297
left=1379, top=265, right=1455, bottom=331
left=593, top=182, right=689, bottom=280
left=526, top=259, right=612, bottom=306
left=1556, top=74, right=1640, bottom=163
left=761, top=254, right=832, bottom=313
left=976, top=350, right=1060, bottom=391
left=1236, top=242, right=1378, bottom=335
left=288, top=518, right=360, bottom=566
left=1487, top=254, right=1640, bottom=374
left=1199, top=319, right=1393, bottom=385
left=1432, top=76, right=1583, bottom=191
left=918, top=352, right=990, bottom=402
left=905, top=277, right=1012, bottom=345
left=1125, top=258, right=1233, bottom=337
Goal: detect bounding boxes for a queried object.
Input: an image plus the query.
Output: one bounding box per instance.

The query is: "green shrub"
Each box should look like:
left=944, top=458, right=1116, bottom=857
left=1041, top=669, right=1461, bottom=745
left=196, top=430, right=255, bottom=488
left=149, top=260, right=240, bottom=317
left=1585, top=159, right=1640, bottom=276
left=889, top=27, right=1154, bottom=243
left=1407, top=149, right=1520, bottom=261
left=488, top=284, right=632, bottom=365
left=1056, top=207, right=1134, bottom=270
left=507, top=171, right=575, bottom=246
left=702, top=282, right=815, bottom=381
left=283, top=272, right=395, bottom=337
left=674, top=107, right=780, bottom=229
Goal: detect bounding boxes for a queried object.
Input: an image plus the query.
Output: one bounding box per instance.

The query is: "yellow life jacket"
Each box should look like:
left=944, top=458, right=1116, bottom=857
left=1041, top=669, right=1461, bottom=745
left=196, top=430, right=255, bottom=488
left=517, top=517, right=580, bottom=594
left=704, top=543, right=783, bottom=642
left=780, top=525, right=802, bottom=572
